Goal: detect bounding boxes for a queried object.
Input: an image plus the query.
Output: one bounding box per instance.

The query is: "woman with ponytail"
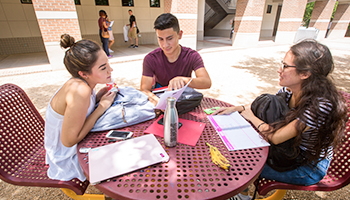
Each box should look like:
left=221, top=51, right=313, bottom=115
left=44, top=34, right=116, bottom=181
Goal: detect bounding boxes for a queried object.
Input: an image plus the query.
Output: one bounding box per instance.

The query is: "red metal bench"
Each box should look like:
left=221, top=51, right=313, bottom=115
left=255, top=91, right=350, bottom=200
left=0, top=83, right=104, bottom=199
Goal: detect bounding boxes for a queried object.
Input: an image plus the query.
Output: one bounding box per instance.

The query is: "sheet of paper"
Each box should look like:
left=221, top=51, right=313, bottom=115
left=207, top=112, right=270, bottom=151
left=144, top=115, right=205, bottom=146
left=208, top=112, right=251, bottom=131
left=155, top=78, right=193, bottom=110
left=109, top=21, right=114, bottom=27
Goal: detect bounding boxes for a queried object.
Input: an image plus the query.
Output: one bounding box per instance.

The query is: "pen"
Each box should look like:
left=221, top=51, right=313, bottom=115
left=117, top=91, right=124, bottom=97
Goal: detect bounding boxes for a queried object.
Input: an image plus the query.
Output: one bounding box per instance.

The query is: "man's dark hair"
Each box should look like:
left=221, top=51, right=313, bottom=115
left=128, top=9, right=132, bottom=12
left=154, top=13, right=180, bottom=33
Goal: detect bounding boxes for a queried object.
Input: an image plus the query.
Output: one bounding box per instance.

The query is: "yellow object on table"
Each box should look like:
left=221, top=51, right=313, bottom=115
left=206, top=142, right=231, bottom=171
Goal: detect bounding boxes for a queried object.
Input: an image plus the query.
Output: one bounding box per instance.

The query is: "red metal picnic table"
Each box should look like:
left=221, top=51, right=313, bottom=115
left=77, top=97, right=269, bottom=200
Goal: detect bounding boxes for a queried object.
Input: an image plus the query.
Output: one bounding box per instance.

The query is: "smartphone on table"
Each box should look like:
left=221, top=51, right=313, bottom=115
left=106, top=130, right=133, bottom=140
left=157, top=117, right=183, bottom=129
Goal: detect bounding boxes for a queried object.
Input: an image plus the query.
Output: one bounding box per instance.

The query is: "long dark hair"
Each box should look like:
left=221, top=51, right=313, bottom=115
left=60, top=34, right=101, bottom=78
left=271, top=40, right=347, bottom=163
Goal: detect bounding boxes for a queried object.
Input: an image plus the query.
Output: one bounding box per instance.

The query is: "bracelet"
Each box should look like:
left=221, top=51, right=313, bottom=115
left=241, top=105, right=245, bottom=111
left=257, top=122, right=266, bottom=130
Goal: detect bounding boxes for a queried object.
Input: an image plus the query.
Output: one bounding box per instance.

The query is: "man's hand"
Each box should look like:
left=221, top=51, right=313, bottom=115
left=168, top=77, right=189, bottom=91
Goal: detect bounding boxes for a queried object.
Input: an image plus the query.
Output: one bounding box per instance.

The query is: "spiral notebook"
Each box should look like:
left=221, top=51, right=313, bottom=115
left=88, top=134, right=169, bottom=185
left=207, top=112, right=270, bottom=151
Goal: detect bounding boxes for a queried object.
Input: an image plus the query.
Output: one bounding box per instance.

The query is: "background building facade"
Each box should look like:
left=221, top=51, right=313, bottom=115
left=0, top=0, right=349, bottom=69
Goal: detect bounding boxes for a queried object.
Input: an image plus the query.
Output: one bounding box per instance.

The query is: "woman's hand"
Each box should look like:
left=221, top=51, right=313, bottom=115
left=98, top=90, right=116, bottom=111
left=96, top=86, right=109, bottom=102
left=148, top=95, right=160, bottom=106
left=212, top=107, right=237, bottom=115
left=239, top=106, right=256, bottom=121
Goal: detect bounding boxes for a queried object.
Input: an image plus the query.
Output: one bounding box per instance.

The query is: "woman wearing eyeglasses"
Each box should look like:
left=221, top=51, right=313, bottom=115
left=214, top=40, right=347, bottom=199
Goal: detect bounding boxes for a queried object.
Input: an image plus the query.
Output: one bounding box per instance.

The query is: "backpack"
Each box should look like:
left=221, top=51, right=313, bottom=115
left=91, top=87, right=155, bottom=132
left=251, top=92, right=306, bottom=172
left=251, top=92, right=289, bottom=124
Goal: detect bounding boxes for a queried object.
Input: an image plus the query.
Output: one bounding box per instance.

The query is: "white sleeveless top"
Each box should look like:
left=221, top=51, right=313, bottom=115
left=44, top=83, right=96, bottom=181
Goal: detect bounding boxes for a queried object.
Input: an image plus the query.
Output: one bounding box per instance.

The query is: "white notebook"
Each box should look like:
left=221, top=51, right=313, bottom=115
left=207, top=112, right=270, bottom=151
left=88, top=134, right=169, bottom=184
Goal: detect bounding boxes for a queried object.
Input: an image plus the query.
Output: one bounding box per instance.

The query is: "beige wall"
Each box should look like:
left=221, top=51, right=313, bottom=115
left=209, top=14, right=235, bottom=37
left=0, top=0, right=164, bottom=38
left=197, top=0, right=205, bottom=41
left=0, top=0, right=165, bottom=55
left=0, top=0, right=41, bottom=39
left=260, top=0, right=280, bottom=38
left=214, top=14, right=234, bottom=30
left=76, top=0, right=164, bottom=35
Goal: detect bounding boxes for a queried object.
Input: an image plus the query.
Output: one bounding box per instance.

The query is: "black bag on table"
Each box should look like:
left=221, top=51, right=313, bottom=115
left=176, top=87, right=203, bottom=115
left=154, top=87, right=203, bottom=115
left=251, top=92, right=306, bottom=172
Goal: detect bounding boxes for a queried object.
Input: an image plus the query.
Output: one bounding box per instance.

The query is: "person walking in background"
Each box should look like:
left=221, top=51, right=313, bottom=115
left=106, top=15, right=115, bottom=53
left=98, top=10, right=111, bottom=57
left=127, top=9, right=138, bottom=48
left=229, top=19, right=235, bottom=39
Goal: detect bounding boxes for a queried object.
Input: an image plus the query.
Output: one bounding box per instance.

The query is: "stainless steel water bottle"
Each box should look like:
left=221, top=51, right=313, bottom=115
left=163, top=97, right=178, bottom=147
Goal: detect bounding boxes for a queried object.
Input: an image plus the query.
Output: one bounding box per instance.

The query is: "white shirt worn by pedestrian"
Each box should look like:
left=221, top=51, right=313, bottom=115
left=44, top=84, right=96, bottom=181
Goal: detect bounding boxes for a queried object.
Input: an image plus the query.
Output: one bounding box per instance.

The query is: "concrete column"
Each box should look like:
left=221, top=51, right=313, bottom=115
left=164, top=0, right=198, bottom=50
left=197, top=0, right=205, bottom=41
left=275, top=0, right=307, bottom=44
left=327, top=3, right=350, bottom=39
left=32, top=0, right=81, bottom=70
left=309, top=0, right=336, bottom=40
left=232, top=0, right=266, bottom=48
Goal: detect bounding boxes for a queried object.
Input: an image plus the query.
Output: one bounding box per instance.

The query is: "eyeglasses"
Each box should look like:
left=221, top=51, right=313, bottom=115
left=281, top=61, right=296, bottom=71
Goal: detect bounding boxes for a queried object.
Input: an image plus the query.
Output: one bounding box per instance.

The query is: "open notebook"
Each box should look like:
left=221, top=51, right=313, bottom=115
left=207, top=112, right=270, bottom=151
left=88, top=134, right=169, bottom=185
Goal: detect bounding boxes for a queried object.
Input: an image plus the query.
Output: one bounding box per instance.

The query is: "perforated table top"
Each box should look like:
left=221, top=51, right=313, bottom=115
left=77, top=97, right=269, bottom=200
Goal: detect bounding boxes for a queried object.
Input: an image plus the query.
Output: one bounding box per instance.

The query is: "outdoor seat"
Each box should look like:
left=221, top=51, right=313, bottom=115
left=255, top=91, right=350, bottom=200
left=0, top=83, right=104, bottom=200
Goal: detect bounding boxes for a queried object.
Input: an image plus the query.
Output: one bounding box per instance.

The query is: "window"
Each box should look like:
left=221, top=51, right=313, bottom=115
left=20, top=0, right=32, bottom=4
left=150, top=0, right=160, bottom=7
left=75, top=0, right=81, bottom=5
left=122, top=0, right=134, bottom=7
left=266, top=5, right=272, bottom=14
left=95, top=0, right=109, bottom=6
